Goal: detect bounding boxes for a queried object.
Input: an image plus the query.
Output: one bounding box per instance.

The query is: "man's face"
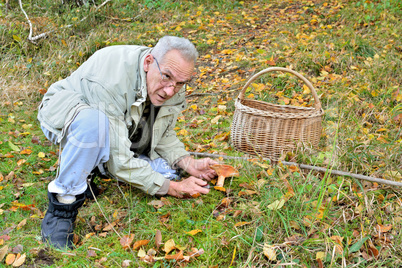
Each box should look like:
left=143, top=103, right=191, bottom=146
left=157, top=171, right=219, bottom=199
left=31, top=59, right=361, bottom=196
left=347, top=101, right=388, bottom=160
left=144, top=49, right=194, bottom=106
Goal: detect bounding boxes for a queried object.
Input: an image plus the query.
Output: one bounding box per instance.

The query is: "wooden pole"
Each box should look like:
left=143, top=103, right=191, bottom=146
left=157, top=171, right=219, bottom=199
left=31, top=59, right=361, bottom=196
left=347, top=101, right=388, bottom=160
left=189, top=152, right=402, bottom=187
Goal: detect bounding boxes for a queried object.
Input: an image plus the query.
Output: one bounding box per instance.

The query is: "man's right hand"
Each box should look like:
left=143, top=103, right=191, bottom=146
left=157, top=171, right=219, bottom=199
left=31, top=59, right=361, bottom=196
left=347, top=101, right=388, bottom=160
left=167, top=176, right=210, bottom=198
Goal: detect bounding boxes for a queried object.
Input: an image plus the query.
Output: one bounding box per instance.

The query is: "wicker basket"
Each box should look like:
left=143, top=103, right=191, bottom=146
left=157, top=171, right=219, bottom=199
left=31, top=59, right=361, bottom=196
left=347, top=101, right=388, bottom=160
left=231, top=67, right=324, bottom=161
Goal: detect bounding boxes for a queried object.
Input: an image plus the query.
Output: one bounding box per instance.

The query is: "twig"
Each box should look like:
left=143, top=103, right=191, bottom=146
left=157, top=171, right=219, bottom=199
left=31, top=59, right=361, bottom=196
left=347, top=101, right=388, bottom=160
left=18, top=0, right=112, bottom=43
left=185, top=92, right=218, bottom=98
left=189, top=152, right=402, bottom=187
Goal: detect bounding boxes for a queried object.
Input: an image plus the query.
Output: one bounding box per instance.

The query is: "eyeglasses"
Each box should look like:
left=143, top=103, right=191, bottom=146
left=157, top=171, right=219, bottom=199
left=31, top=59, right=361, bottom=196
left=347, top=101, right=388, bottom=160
left=153, top=56, right=188, bottom=91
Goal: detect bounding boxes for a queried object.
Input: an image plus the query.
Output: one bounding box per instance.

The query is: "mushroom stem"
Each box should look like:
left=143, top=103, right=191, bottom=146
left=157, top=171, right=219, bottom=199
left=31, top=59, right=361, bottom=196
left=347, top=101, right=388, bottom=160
left=216, top=175, right=226, bottom=187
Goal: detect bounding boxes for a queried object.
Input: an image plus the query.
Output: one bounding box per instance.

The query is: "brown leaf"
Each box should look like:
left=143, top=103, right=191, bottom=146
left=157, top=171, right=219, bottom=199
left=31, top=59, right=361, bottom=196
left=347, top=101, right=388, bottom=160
left=102, top=222, right=116, bottom=231
left=120, top=234, right=134, bottom=250
left=12, top=245, right=23, bottom=254
left=148, top=200, right=165, bottom=209
left=132, top=240, right=150, bottom=251
left=87, top=250, right=97, bottom=258
left=165, top=250, right=184, bottom=260
left=122, top=260, right=131, bottom=267
left=368, top=240, right=379, bottom=259
left=155, top=230, right=162, bottom=249
left=375, top=224, right=392, bottom=233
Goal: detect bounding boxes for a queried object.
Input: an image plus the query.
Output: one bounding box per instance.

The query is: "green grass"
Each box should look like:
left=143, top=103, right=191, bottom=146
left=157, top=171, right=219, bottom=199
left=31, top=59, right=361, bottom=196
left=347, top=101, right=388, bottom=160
left=1, top=0, right=402, bottom=267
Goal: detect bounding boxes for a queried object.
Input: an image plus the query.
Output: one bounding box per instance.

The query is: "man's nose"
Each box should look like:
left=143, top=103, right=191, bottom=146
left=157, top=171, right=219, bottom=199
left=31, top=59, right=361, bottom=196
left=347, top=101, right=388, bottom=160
left=164, top=85, right=176, bottom=96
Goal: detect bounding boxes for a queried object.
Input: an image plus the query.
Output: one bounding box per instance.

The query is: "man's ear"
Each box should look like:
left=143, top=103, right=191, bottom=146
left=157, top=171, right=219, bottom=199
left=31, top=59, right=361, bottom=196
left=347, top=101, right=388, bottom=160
left=143, top=54, right=153, bottom=72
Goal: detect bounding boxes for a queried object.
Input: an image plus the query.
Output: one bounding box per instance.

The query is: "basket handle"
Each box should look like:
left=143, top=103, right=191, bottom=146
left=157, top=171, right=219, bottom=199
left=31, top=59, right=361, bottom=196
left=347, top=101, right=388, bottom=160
left=238, top=67, right=322, bottom=110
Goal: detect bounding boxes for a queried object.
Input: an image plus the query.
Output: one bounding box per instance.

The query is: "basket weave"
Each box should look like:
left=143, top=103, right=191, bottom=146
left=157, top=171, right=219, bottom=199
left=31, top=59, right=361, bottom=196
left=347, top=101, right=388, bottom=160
left=231, top=67, right=324, bottom=161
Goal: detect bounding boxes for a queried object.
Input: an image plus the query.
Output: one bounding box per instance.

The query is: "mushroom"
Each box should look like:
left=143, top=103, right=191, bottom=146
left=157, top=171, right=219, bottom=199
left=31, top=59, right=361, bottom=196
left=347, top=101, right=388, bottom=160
left=211, top=164, right=239, bottom=187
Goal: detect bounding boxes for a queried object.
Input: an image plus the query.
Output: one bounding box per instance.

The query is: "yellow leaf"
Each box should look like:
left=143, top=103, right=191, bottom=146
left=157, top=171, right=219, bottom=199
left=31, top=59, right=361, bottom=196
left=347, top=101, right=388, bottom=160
left=38, top=152, right=46, bottom=158
left=254, top=161, right=270, bottom=169
left=267, top=199, right=285, bottom=210
left=214, top=186, right=226, bottom=192
left=376, top=128, right=388, bottom=132
left=263, top=244, right=276, bottom=261
left=186, top=229, right=202, bottom=236
left=13, top=35, right=21, bottom=42
left=137, top=248, right=146, bottom=258
left=163, top=239, right=176, bottom=254
left=177, top=129, right=188, bottom=136
left=17, top=219, right=27, bottom=229
left=234, top=221, right=251, bottom=227
left=190, top=104, right=197, bottom=111
left=303, top=84, right=311, bottom=94
left=6, top=254, right=16, bottom=265
left=316, top=251, right=325, bottom=260
left=211, top=115, right=222, bottom=124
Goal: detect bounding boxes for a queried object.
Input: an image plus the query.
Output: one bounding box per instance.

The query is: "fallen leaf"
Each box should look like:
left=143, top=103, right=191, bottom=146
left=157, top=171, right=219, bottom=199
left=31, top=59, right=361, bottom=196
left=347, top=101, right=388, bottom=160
left=368, top=240, right=379, bottom=258
left=186, top=229, right=202, bottom=236
left=263, top=244, right=276, bottom=261
left=376, top=224, right=392, bottom=233
left=12, top=253, right=26, bottom=267
left=20, top=149, right=32, bottom=155
left=214, top=186, right=226, bottom=192
left=137, top=248, right=146, bottom=258
left=234, top=221, right=251, bottom=227
left=0, top=245, right=8, bottom=261
left=120, top=234, right=134, bottom=249
left=148, top=200, right=165, bottom=209
left=132, top=240, right=150, bottom=250
left=211, top=115, right=222, bottom=124
left=267, top=199, right=285, bottom=210
left=102, top=222, right=116, bottom=231
left=163, top=239, right=176, bottom=254
left=155, top=230, right=162, bottom=249
left=165, top=250, right=184, bottom=260
left=122, top=260, right=131, bottom=267
left=316, top=251, right=325, bottom=260
left=87, top=250, right=97, bottom=258
left=6, top=253, right=16, bottom=265
left=16, top=219, right=27, bottom=230
left=11, top=245, right=23, bottom=254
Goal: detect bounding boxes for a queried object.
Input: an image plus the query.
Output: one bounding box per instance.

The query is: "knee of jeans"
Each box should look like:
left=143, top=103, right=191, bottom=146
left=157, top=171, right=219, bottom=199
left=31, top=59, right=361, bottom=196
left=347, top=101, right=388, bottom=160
left=70, top=109, right=109, bottom=144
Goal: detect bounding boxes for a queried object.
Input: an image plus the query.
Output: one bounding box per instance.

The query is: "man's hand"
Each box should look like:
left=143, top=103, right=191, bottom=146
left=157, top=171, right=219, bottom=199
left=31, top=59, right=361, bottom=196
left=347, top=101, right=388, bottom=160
left=177, top=156, right=218, bottom=180
left=167, top=176, right=209, bottom=198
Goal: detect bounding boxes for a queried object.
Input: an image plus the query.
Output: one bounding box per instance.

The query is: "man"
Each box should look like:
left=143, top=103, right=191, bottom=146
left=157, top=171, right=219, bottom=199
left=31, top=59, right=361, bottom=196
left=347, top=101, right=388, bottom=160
left=38, top=36, right=217, bottom=249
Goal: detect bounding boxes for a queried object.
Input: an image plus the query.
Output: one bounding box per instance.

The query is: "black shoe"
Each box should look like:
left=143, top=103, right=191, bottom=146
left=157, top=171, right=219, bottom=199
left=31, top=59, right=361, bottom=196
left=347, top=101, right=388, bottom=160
left=41, top=192, right=85, bottom=249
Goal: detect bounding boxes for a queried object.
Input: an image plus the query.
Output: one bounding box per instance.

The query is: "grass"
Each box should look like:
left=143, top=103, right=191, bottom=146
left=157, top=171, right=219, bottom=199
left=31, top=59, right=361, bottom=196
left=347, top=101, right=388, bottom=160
left=1, top=0, right=402, bottom=267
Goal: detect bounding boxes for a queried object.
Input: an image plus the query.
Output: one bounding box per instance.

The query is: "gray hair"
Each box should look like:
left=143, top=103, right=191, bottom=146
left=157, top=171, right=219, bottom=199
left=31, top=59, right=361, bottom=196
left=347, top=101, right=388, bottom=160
left=151, top=36, right=198, bottom=64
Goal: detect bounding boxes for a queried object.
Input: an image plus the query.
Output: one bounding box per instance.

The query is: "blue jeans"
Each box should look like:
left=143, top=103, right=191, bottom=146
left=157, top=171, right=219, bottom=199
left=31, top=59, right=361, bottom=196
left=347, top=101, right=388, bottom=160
left=42, top=108, right=178, bottom=196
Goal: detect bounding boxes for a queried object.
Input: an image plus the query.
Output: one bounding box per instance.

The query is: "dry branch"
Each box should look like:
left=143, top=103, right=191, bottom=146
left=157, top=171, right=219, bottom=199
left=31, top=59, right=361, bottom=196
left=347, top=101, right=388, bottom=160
left=18, top=0, right=111, bottom=43
left=190, top=152, right=402, bottom=187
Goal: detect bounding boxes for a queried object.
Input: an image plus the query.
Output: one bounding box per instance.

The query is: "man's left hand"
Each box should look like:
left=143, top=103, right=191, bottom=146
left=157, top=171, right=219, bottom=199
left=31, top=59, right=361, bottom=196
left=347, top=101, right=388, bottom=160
left=177, top=156, right=218, bottom=180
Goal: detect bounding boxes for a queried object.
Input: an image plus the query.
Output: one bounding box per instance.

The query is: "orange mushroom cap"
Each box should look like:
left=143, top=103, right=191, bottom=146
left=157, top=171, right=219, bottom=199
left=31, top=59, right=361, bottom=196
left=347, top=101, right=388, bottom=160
left=211, top=164, right=239, bottom=177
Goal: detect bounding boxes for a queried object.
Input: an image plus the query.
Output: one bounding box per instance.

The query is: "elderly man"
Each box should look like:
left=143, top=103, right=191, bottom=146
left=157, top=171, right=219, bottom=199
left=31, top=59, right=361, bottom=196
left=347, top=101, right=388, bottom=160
left=38, top=36, right=217, bottom=249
